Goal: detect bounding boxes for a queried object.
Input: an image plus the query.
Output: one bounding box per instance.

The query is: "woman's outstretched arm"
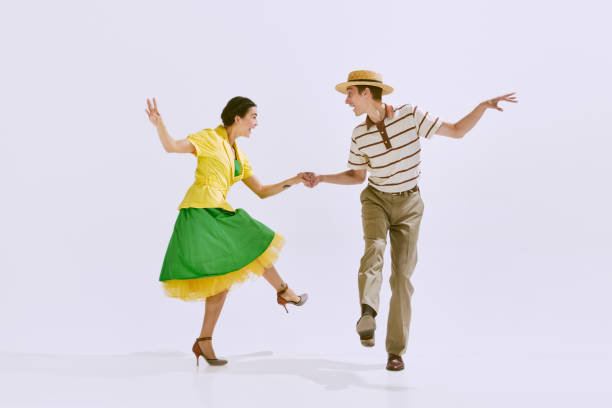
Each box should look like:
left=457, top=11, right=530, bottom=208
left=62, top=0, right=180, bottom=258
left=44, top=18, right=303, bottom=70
left=145, top=98, right=195, bottom=154
left=242, top=173, right=307, bottom=199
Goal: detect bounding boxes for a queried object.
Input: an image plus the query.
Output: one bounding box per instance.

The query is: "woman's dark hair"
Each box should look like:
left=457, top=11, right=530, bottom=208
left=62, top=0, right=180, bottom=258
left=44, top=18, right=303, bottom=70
left=221, top=96, right=257, bottom=126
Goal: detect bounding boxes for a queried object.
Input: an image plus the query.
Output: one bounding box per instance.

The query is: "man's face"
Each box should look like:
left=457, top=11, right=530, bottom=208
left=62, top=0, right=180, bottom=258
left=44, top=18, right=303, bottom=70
left=345, top=86, right=368, bottom=116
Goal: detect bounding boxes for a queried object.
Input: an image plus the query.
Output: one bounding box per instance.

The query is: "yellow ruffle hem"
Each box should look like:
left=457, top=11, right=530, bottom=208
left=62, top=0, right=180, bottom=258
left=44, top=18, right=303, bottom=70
left=162, top=233, right=285, bottom=301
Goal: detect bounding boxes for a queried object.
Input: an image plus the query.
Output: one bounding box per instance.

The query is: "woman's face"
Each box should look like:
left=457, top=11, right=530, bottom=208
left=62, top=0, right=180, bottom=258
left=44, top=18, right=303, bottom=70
left=235, top=106, right=258, bottom=137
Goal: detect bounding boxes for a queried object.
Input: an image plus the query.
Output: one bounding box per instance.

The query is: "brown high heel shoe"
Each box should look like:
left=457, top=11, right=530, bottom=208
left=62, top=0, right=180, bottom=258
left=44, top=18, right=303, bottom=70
left=276, top=282, right=308, bottom=313
left=192, top=337, right=227, bottom=366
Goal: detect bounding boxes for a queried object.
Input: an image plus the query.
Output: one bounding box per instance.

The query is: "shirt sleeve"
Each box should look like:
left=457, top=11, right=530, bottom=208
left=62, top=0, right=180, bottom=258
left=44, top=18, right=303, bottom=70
left=186, top=130, right=211, bottom=156
left=347, top=133, right=368, bottom=170
left=413, top=106, right=442, bottom=139
left=242, top=161, right=254, bottom=179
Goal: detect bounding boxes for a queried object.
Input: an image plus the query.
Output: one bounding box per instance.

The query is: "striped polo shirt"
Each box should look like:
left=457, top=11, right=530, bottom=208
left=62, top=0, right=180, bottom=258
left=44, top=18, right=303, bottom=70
left=347, top=104, right=442, bottom=193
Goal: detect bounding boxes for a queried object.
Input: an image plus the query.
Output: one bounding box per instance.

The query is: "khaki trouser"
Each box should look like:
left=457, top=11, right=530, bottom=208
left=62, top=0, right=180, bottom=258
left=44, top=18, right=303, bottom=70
left=358, top=185, right=424, bottom=355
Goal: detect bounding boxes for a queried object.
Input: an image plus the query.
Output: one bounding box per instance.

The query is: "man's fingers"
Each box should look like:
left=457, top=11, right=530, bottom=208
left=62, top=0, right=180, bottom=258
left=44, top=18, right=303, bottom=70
left=153, top=97, right=158, bottom=111
left=490, top=93, right=518, bottom=103
left=498, top=93, right=518, bottom=103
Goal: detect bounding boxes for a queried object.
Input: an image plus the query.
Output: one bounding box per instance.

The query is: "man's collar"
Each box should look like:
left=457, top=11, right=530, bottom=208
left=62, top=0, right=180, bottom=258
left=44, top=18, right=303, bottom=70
left=366, top=104, right=394, bottom=129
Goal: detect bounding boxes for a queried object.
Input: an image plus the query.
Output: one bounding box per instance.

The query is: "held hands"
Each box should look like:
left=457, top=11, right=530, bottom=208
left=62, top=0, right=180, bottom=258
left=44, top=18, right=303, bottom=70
left=145, top=98, right=162, bottom=127
left=298, top=172, right=321, bottom=188
left=482, top=93, right=518, bottom=111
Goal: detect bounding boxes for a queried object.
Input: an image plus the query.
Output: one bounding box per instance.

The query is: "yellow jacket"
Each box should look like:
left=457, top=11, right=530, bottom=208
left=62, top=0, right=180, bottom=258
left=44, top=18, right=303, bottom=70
left=178, top=125, right=253, bottom=211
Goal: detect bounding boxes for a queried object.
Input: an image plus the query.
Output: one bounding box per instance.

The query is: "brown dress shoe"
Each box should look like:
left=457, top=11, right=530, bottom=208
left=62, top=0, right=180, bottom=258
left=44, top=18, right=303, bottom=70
left=386, top=353, right=404, bottom=371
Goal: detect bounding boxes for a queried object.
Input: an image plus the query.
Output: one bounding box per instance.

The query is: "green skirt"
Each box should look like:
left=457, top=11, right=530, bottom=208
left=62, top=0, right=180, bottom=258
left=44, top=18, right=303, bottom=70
left=160, top=208, right=285, bottom=301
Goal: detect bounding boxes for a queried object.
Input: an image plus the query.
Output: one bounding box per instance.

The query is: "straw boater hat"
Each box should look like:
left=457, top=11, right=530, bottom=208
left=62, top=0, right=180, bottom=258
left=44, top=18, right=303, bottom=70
left=335, top=70, right=394, bottom=95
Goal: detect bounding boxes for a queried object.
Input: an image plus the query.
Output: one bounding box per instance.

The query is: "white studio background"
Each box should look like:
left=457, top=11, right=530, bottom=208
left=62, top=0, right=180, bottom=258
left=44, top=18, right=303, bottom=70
left=1, top=0, right=610, bottom=371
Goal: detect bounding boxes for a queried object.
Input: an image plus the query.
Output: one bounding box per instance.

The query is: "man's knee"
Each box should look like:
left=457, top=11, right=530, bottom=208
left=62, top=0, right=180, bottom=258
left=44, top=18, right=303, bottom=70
left=364, top=238, right=386, bottom=253
left=389, top=273, right=414, bottom=292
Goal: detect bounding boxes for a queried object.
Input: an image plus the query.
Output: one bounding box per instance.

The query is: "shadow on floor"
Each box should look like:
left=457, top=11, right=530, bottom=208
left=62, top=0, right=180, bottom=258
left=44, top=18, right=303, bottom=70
left=0, top=350, right=411, bottom=391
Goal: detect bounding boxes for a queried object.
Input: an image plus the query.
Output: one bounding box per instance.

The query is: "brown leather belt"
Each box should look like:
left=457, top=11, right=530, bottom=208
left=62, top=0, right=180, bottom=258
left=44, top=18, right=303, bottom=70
left=384, top=185, right=419, bottom=196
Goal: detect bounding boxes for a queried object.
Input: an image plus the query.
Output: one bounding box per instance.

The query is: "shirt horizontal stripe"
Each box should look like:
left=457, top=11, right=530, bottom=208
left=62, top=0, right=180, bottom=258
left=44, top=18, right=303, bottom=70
left=368, top=174, right=419, bottom=187
left=368, top=161, right=421, bottom=180
left=362, top=135, right=419, bottom=158
left=359, top=127, right=416, bottom=150
left=368, top=149, right=421, bottom=169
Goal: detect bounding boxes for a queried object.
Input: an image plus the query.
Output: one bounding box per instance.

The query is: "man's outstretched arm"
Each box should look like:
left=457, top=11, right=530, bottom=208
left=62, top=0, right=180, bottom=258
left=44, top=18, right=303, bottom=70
left=303, top=169, right=367, bottom=188
left=436, top=92, right=518, bottom=139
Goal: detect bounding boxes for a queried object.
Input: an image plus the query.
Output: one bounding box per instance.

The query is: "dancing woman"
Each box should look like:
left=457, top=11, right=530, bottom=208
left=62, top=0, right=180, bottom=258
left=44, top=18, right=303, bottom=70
left=145, top=96, right=308, bottom=366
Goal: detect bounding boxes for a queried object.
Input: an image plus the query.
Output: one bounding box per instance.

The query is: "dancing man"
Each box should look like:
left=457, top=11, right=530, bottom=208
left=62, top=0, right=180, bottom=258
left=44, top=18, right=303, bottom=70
left=303, top=70, right=516, bottom=371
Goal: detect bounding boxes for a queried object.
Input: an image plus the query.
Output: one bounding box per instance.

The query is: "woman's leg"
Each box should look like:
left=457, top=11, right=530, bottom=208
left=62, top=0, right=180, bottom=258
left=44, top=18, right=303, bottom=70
left=198, top=290, right=228, bottom=359
left=263, top=265, right=300, bottom=302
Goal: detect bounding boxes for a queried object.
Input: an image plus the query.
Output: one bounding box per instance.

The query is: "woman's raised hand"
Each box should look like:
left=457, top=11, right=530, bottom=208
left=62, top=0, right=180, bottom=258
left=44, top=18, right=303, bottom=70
left=145, top=98, right=162, bottom=127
